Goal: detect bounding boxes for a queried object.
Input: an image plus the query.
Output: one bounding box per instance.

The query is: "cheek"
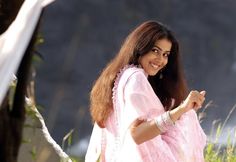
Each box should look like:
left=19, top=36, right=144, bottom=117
left=140, top=55, right=151, bottom=65
left=164, top=59, right=168, bottom=65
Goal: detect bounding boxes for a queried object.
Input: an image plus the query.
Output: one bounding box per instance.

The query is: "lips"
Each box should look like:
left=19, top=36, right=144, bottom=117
left=150, top=62, right=161, bottom=70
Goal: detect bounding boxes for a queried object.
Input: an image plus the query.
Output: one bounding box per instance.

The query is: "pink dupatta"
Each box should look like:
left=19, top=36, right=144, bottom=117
left=85, top=65, right=206, bottom=162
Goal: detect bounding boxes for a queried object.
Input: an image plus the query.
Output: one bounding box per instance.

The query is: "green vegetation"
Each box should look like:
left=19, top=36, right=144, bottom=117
left=203, top=103, right=236, bottom=162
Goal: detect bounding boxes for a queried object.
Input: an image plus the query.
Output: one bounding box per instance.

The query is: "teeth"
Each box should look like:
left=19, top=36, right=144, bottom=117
left=151, top=63, right=159, bottom=69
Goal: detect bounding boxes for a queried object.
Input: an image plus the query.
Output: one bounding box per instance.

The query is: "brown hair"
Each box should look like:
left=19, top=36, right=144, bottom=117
left=90, top=21, right=188, bottom=128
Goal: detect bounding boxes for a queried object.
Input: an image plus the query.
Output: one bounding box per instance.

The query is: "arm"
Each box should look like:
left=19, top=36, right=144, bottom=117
left=130, top=90, right=206, bottom=145
left=130, top=105, right=185, bottom=145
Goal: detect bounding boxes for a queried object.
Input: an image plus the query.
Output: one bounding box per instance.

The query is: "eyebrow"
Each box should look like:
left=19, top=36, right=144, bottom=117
left=153, top=45, right=171, bottom=53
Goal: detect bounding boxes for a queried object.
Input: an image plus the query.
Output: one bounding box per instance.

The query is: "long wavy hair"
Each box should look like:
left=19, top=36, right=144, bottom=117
left=90, top=21, right=188, bottom=128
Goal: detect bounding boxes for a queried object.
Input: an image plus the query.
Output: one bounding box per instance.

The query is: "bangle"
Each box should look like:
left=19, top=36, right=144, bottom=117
left=154, top=111, right=175, bottom=133
left=155, top=116, right=165, bottom=133
left=166, top=111, right=175, bottom=125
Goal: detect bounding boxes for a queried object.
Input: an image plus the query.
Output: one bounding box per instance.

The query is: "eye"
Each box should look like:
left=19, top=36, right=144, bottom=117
left=151, top=48, right=160, bottom=54
left=163, top=53, right=170, bottom=58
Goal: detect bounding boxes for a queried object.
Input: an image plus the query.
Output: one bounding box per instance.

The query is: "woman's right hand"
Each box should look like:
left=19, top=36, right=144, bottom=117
left=180, top=90, right=206, bottom=113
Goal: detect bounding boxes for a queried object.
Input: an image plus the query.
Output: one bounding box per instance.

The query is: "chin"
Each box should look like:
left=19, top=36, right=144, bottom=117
left=148, top=71, right=158, bottom=76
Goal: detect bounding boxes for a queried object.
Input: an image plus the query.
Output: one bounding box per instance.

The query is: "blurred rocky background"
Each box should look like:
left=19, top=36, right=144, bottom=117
left=36, top=0, right=236, bottom=157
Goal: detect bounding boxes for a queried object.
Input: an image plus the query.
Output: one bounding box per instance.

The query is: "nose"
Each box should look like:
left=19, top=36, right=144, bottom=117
left=154, top=52, right=164, bottom=62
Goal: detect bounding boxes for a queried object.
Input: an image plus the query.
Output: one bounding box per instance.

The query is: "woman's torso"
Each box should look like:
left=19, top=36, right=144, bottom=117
left=102, top=65, right=206, bottom=162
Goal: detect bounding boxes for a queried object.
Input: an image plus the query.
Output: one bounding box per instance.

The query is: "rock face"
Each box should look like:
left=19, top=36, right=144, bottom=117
left=36, top=0, right=236, bottom=155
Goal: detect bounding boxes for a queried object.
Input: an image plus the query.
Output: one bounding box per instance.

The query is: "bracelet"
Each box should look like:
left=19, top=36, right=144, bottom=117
left=166, top=111, right=175, bottom=125
left=155, top=115, right=165, bottom=133
left=154, top=111, right=175, bottom=133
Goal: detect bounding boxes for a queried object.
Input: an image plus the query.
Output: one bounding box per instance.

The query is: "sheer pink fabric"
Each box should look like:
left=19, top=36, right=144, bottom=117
left=85, top=65, right=206, bottom=162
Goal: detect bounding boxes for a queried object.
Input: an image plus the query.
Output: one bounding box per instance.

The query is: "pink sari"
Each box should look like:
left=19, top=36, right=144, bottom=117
left=85, top=65, right=206, bottom=162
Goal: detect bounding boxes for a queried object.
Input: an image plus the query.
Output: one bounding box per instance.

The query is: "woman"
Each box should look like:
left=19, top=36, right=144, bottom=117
left=85, top=21, right=206, bottom=162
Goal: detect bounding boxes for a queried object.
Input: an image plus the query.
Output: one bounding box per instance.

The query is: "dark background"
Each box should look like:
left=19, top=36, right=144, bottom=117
left=36, top=0, right=236, bottom=156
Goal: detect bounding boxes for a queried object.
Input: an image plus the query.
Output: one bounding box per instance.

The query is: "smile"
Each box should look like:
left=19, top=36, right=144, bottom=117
left=150, top=63, right=161, bottom=70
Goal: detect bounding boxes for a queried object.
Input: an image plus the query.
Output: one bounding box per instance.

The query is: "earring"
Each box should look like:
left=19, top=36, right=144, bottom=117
left=159, top=66, right=166, bottom=79
left=159, top=73, right=163, bottom=79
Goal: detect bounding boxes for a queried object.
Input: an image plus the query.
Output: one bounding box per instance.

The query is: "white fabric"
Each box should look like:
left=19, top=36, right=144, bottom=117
left=85, top=123, right=102, bottom=162
left=0, top=0, right=55, bottom=106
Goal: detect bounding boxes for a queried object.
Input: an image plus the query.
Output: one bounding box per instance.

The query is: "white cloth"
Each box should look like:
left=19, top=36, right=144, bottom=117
left=0, top=0, right=55, bottom=106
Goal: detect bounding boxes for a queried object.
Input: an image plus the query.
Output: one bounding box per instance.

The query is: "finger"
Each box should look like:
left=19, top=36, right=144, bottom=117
left=193, top=102, right=200, bottom=110
left=193, top=102, right=198, bottom=109
left=193, top=92, right=205, bottom=101
left=197, top=97, right=204, bottom=106
left=193, top=101, right=202, bottom=110
left=130, top=118, right=146, bottom=128
left=138, top=116, right=148, bottom=122
left=189, top=91, right=198, bottom=100
left=191, top=90, right=199, bottom=96
left=198, top=95, right=205, bottom=104
left=200, top=91, right=206, bottom=96
left=192, top=97, right=202, bottom=108
left=191, top=94, right=202, bottom=103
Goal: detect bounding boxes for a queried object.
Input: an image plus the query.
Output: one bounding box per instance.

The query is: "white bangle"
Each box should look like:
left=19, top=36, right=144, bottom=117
left=166, top=111, right=175, bottom=125
left=155, top=115, right=165, bottom=133
left=155, top=111, right=175, bottom=133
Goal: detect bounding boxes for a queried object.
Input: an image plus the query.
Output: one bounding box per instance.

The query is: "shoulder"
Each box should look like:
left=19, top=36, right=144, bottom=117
left=121, top=66, right=151, bottom=92
left=122, top=65, right=148, bottom=82
left=114, top=65, right=149, bottom=91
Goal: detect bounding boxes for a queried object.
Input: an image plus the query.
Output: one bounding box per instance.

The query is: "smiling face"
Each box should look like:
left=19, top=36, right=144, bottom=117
left=139, top=38, right=172, bottom=76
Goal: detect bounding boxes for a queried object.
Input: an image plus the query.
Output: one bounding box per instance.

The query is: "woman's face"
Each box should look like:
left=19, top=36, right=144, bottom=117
left=139, top=38, right=172, bottom=76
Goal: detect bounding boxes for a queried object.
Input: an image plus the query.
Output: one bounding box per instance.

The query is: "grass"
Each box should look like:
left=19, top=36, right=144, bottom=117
left=203, top=102, right=236, bottom=162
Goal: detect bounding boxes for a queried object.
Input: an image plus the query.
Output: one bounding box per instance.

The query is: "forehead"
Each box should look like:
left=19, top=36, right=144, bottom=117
left=154, top=38, right=172, bottom=51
